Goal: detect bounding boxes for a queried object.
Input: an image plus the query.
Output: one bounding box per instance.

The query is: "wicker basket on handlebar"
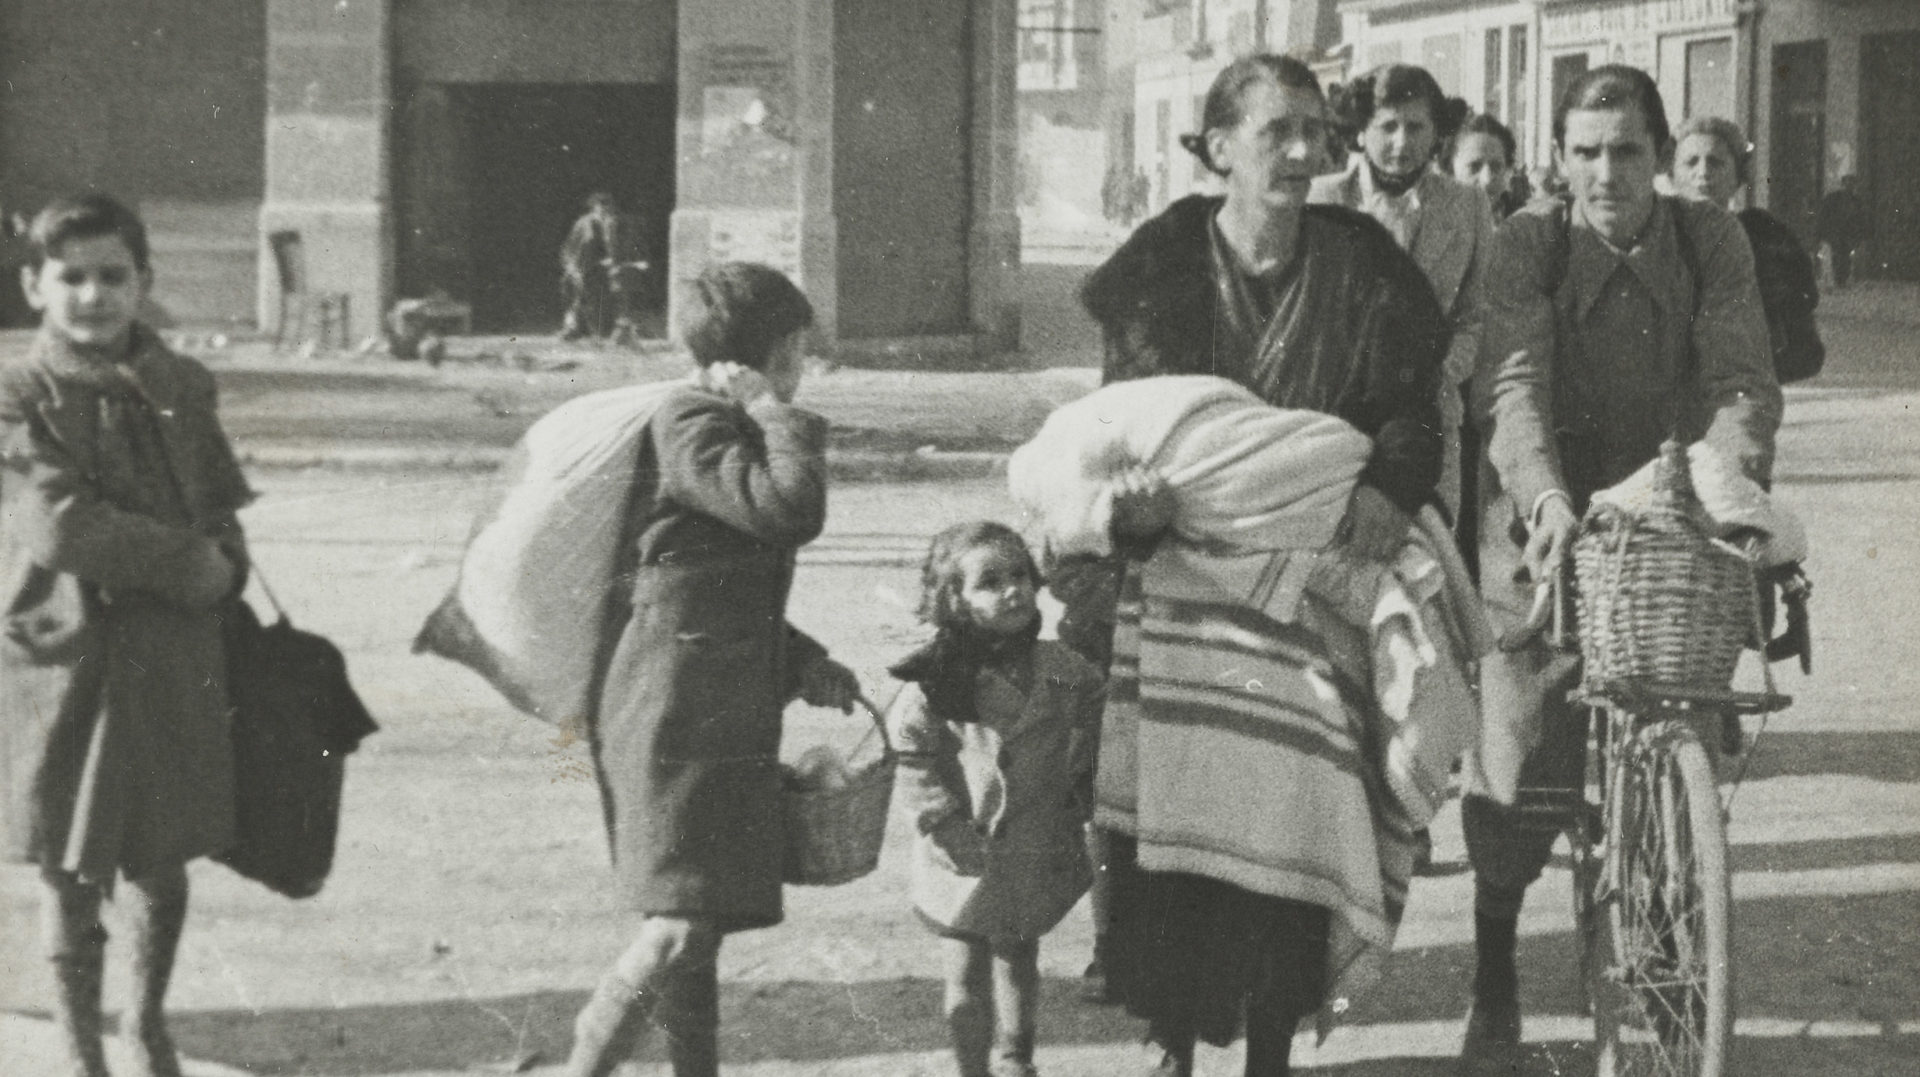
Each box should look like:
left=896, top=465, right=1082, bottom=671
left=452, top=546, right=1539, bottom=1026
left=1571, top=441, right=1759, bottom=692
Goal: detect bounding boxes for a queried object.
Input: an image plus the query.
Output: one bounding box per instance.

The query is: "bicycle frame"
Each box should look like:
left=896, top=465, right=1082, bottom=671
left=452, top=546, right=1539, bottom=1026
left=1501, top=562, right=1796, bottom=1077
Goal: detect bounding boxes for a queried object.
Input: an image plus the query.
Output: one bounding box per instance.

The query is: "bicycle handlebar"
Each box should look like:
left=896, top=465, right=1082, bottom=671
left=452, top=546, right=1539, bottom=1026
left=1497, top=561, right=1574, bottom=653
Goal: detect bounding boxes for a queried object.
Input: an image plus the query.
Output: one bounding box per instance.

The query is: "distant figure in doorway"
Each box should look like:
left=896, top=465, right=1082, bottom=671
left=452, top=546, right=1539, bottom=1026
left=561, top=192, right=624, bottom=340
left=1818, top=174, right=1868, bottom=290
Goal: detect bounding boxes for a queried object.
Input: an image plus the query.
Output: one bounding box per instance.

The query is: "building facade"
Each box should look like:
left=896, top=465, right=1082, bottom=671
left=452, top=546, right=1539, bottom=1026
left=1130, top=0, right=1342, bottom=211
left=0, top=0, right=1027, bottom=355
left=1753, top=0, right=1920, bottom=278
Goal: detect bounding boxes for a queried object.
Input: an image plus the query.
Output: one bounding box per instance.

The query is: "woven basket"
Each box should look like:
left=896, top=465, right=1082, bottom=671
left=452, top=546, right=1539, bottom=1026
left=1572, top=442, right=1758, bottom=692
left=781, top=699, right=895, bottom=887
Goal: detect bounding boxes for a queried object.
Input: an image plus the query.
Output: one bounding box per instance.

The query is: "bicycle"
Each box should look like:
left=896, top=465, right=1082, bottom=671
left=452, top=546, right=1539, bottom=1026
left=1498, top=556, right=1810, bottom=1077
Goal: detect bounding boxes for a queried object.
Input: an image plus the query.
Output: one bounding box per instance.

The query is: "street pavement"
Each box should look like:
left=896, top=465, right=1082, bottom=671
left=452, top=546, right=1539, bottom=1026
left=4, top=282, right=1920, bottom=1074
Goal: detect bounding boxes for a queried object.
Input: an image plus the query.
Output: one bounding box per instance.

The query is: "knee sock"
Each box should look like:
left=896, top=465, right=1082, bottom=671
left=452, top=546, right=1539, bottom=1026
left=566, top=971, right=653, bottom=1077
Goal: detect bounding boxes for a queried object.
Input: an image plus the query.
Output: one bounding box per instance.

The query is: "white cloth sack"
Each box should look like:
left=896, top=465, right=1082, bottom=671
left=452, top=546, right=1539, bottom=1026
left=415, top=380, right=678, bottom=726
left=1008, top=375, right=1373, bottom=558
left=1589, top=441, right=1807, bottom=566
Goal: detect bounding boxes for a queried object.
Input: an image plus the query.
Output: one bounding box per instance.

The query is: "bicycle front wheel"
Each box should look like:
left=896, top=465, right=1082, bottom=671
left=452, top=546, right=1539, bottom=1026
left=1591, top=718, right=1733, bottom=1077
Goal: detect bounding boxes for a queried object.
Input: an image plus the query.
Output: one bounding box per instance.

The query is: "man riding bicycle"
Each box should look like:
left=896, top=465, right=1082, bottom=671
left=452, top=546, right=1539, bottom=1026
left=1461, top=64, right=1782, bottom=1072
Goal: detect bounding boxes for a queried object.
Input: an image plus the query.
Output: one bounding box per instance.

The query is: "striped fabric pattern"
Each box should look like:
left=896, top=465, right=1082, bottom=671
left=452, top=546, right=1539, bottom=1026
left=1095, top=567, right=1417, bottom=1012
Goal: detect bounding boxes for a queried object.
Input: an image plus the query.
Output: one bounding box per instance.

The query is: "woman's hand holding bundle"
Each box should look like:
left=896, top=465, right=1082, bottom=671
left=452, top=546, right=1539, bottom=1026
left=1108, top=464, right=1175, bottom=540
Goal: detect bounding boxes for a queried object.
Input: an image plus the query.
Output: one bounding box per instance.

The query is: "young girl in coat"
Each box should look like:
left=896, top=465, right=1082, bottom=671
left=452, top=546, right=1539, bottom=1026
left=887, top=522, right=1105, bottom=1077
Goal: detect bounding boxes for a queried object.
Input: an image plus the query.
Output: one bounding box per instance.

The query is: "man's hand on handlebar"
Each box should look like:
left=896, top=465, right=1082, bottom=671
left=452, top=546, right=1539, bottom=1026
left=1524, top=496, right=1581, bottom=583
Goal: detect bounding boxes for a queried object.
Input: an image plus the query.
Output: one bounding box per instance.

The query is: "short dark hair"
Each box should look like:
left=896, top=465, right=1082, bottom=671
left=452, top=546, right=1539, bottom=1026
left=27, top=193, right=151, bottom=272
left=1179, top=53, right=1326, bottom=175
left=1446, top=112, right=1518, bottom=171
left=1332, top=64, right=1468, bottom=150
left=916, top=520, right=1040, bottom=631
left=1673, top=115, right=1752, bottom=186
left=585, top=191, right=616, bottom=211
left=1553, top=64, right=1671, bottom=151
left=680, top=261, right=814, bottom=370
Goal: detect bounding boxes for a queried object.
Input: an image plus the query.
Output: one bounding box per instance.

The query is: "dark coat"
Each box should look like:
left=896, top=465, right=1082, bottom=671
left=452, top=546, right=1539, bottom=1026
left=590, top=385, right=828, bottom=931
left=0, top=327, right=252, bottom=881
left=1738, top=208, right=1825, bottom=384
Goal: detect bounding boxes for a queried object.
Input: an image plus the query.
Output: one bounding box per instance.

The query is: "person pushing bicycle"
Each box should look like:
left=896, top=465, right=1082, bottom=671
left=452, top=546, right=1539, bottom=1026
left=1460, top=65, right=1782, bottom=1073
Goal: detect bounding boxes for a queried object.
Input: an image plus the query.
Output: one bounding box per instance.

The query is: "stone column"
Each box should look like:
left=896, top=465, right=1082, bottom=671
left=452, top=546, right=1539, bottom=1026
left=259, top=0, right=390, bottom=341
left=970, top=0, right=1024, bottom=355
left=669, top=0, right=837, bottom=344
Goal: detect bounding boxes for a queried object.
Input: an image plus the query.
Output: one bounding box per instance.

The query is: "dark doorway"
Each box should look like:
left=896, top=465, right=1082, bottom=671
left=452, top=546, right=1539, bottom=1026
left=1549, top=52, right=1591, bottom=135
left=1861, top=32, right=1920, bottom=281
left=834, top=0, right=973, bottom=339
left=1769, top=40, right=1826, bottom=250
left=395, top=82, right=675, bottom=334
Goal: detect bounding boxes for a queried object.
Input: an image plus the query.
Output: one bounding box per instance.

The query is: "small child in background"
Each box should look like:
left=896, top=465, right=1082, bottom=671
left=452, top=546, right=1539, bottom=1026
left=887, top=522, right=1105, bottom=1077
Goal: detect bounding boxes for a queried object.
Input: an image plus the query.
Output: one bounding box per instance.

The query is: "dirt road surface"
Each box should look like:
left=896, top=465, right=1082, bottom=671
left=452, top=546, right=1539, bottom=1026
left=3, top=295, right=1920, bottom=1074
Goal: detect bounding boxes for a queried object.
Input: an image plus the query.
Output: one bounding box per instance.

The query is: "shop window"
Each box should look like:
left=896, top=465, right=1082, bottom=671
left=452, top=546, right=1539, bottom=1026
left=1423, top=32, right=1461, bottom=95
left=1685, top=37, right=1734, bottom=121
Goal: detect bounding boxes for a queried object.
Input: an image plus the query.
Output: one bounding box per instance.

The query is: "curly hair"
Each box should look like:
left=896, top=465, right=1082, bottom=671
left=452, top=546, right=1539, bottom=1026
left=915, top=521, right=1040, bottom=632
left=1330, top=64, right=1468, bottom=151
left=679, top=261, right=814, bottom=370
left=1178, top=53, right=1326, bottom=176
left=1673, top=115, right=1752, bottom=187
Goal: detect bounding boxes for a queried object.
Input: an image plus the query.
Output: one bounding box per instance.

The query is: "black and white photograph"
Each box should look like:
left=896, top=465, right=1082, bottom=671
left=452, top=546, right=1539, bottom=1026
left=0, top=1, right=1915, bottom=1074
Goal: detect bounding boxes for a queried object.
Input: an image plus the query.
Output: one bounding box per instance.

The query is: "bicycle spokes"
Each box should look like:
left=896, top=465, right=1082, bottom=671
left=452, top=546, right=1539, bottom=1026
left=1591, top=720, right=1733, bottom=1077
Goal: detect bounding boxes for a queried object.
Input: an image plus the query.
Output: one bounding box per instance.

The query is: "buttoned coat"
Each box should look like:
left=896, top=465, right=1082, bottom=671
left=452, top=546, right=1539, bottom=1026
left=1471, top=196, right=1779, bottom=796
left=590, top=386, right=829, bottom=932
left=888, top=640, right=1104, bottom=941
left=0, top=327, right=252, bottom=881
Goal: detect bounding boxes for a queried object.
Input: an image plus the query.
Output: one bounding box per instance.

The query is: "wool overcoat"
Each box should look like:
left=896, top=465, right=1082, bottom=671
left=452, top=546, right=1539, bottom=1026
left=889, top=640, right=1104, bottom=942
left=591, top=385, right=828, bottom=931
left=0, top=327, right=252, bottom=882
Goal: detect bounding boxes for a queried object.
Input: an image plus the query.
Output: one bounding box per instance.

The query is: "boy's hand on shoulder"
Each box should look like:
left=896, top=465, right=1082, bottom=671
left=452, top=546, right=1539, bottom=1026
left=698, top=362, right=778, bottom=408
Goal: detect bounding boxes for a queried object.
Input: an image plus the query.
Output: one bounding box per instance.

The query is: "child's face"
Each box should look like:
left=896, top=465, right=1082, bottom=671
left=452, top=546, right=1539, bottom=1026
left=955, top=544, right=1037, bottom=636
left=23, top=234, right=150, bottom=353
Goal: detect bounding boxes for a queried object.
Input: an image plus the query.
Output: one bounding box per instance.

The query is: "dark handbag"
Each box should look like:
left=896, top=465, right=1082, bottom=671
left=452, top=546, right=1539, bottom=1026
left=218, top=581, right=378, bottom=898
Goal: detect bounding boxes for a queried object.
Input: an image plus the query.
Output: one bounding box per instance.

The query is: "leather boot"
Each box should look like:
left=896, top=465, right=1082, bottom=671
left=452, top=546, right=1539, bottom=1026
left=1459, top=913, right=1522, bottom=1075
left=565, top=972, right=654, bottom=1077
left=124, top=871, right=188, bottom=1077
left=49, top=925, right=111, bottom=1077
left=655, top=959, right=718, bottom=1077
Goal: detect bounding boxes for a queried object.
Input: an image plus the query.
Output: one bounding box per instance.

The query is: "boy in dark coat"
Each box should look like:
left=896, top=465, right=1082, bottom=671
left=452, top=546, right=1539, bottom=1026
left=564, top=262, right=863, bottom=1077
left=1, top=194, right=251, bottom=1077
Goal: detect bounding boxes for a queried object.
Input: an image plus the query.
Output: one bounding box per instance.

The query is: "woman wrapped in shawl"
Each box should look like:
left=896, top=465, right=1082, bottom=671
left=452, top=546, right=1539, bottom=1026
left=1049, top=55, right=1450, bottom=1077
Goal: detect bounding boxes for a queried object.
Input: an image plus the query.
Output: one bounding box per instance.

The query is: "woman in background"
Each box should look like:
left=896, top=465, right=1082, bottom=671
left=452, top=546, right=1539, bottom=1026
left=1313, top=63, right=1492, bottom=522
